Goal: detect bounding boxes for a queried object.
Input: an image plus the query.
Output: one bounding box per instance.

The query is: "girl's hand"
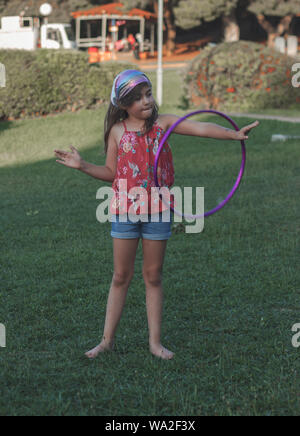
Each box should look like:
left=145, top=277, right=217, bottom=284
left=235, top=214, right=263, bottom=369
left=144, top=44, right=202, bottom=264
left=236, top=120, right=260, bottom=140
left=54, top=145, right=82, bottom=170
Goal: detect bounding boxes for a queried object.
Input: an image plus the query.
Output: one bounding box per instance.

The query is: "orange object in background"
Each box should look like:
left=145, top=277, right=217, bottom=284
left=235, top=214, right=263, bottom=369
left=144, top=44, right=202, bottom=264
left=104, top=51, right=112, bottom=61
left=88, top=47, right=100, bottom=63
left=88, top=49, right=114, bottom=63
left=139, top=52, right=148, bottom=60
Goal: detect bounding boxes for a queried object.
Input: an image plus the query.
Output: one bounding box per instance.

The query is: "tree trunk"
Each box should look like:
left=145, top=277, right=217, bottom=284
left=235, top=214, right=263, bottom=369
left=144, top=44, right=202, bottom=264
left=153, top=0, right=176, bottom=57
left=223, top=10, right=240, bottom=42
left=164, top=0, right=176, bottom=56
left=257, top=14, right=276, bottom=48
left=256, top=14, right=293, bottom=49
left=277, top=15, right=293, bottom=37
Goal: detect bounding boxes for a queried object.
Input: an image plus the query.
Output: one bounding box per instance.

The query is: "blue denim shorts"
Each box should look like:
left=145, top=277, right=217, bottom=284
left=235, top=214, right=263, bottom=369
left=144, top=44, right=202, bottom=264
left=110, top=211, right=172, bottom=240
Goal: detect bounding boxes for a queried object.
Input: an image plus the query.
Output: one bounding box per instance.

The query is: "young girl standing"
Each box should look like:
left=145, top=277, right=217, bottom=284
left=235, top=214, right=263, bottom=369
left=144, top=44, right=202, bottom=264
left=54, top=70, right=259, bottom=360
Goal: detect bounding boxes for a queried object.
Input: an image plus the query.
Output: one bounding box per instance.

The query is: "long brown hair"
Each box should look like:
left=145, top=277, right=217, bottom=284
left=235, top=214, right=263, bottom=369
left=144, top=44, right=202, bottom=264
left=104, top=82, right=158, bottom=154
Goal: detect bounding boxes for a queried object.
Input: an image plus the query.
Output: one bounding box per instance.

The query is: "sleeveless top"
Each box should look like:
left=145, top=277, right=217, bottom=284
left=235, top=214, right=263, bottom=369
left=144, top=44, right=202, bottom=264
left=110, top=120, right=175, bottom=215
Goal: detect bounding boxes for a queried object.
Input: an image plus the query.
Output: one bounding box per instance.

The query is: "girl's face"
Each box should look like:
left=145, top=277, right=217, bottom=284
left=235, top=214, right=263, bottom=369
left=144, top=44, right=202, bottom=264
left=125, top=85, right=154, bottom=120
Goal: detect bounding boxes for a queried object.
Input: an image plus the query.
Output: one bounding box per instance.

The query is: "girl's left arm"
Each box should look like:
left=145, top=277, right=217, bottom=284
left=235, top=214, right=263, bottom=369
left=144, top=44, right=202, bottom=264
left=160, top=114, right=259, bottom=141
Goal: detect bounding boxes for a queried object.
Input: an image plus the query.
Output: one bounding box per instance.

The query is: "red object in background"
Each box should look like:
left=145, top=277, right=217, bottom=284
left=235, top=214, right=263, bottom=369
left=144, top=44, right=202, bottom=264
left=127, top=34, right=135, bottom=49
left=88, top=47, right=100, bottom=63
left=88, top=47, right=98, bottom=53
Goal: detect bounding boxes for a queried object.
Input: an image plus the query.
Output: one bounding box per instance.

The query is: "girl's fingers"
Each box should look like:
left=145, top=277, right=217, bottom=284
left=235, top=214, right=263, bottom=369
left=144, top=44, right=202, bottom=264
left=243, top=121, right=259, bottom=134
left=55, top=150, right=67, bottom=156
left=55, top=146, right=79, bottom=156
left=56, top=159, right=66, bottom=165
left=245, top=121, right=259, bottom=130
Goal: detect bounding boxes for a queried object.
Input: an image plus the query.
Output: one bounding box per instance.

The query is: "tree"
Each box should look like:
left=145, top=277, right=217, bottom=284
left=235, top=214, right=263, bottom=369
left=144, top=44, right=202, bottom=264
left=0, top=1, right=109, bottom=22
left=174, top=0, right=248, bottom=42
left=0, top=0, right=8, bottom=15
left=247, top=0, right=299, bottom=48
left=122, top=0, right=178, bottom=56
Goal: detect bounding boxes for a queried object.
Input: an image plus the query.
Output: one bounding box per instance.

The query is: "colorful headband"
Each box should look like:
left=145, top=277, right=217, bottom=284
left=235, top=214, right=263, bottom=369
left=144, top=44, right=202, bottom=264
left=111, top=70, right=152, bottom=107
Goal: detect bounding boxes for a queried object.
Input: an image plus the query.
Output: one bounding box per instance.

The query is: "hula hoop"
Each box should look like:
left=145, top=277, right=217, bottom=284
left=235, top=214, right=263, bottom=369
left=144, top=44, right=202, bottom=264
left=154, top=110, right=246, bottom=219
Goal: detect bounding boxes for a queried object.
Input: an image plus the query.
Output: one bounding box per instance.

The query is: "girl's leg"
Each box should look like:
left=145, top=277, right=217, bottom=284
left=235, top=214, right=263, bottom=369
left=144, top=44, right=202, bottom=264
left=142, top=239, right=174, bottom=360
left=85, top=237, right=139, bottom=359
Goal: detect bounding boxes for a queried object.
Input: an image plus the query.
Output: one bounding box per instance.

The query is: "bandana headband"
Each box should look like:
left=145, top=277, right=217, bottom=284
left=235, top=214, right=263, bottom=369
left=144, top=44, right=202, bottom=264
left=111, top=70, right=152, bottom=107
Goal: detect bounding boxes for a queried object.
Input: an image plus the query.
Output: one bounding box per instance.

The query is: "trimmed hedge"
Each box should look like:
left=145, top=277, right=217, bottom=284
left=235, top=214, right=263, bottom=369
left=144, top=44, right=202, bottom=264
left=0, top=49, right=134, bottom=120
left=183, top=41, right=300, bottom=112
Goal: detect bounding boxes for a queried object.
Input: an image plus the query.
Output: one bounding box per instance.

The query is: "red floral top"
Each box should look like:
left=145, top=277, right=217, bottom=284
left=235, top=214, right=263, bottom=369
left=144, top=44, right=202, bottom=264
left=110, top=120, right=175, bottom=215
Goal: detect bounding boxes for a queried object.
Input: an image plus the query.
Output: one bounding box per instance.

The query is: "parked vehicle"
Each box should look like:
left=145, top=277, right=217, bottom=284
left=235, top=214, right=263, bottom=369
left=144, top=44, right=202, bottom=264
left=0, top=16, right=76, bottom=50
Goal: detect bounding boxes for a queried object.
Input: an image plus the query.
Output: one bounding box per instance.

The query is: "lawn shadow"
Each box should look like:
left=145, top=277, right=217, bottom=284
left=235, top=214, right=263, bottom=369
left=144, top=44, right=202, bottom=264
left=0, top=119, right=18, bottom=133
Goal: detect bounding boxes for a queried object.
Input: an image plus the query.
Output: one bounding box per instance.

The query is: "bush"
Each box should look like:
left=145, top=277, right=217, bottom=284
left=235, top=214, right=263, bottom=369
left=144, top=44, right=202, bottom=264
left=0, top=49, right=135, bottom=120
left=182, top=41, right=300, bottom=112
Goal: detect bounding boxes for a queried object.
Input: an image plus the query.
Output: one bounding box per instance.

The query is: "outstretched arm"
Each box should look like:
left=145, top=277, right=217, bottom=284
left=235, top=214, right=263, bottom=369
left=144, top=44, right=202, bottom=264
left=160, top=114, right=260, bottom=141
left=54, top=129, right=118, bottom=183
left=54, top=146, right=115, bottom=182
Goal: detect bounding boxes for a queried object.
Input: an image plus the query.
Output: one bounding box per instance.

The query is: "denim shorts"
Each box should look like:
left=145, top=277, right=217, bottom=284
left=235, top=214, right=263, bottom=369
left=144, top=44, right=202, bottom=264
left=110, top=211, right=172, bottom=240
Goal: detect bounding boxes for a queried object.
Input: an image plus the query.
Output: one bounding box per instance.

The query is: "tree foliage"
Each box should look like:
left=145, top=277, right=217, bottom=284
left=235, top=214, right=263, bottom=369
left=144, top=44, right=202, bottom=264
left=247, top=0, right=299, bottom=46
left=174, top=0, right=239, bottom=30
left=0, top=0, right=109, bottom=22
left=183, top=40, right=300, bottom=112
left=0, top=48, right=134, bottom=120
left=248, top=0, right=300, bottom=17
left=122, top=0, right=155, bottom=11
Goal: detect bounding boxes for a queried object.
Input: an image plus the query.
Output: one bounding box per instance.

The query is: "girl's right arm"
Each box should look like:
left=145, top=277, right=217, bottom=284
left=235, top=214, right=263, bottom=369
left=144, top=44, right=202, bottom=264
left=54, top=129, right=118, bottom=183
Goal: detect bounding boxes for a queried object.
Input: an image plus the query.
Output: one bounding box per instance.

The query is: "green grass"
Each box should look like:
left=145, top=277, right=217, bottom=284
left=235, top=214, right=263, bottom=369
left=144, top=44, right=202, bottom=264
left=0, top=70, right=299, bottom=416
left=242, top=106, right=300, bottom=118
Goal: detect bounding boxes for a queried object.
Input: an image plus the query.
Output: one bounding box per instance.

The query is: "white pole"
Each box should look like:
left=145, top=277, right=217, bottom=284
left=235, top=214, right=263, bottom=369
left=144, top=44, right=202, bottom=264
left=157, top=0, right=163, bottom=106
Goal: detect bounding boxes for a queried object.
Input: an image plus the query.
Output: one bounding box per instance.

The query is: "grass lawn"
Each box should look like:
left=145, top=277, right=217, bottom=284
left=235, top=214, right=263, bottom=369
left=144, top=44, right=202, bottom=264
left=0, top=70, right=299, bottom=416
left=241, top=107, right=300, bottom=118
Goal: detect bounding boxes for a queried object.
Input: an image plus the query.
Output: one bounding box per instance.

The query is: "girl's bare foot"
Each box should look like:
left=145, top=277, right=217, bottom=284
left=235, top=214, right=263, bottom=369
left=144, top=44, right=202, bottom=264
left=150, top=343, right=174, bottom=360
left=85, top=339, right=114, bottom=359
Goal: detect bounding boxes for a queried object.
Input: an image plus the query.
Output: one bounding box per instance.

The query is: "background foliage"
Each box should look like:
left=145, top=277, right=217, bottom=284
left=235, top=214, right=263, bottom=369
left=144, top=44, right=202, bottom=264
left=0, top=49, right=133, bottom=120
left=183, top=40, right=300, bottom=112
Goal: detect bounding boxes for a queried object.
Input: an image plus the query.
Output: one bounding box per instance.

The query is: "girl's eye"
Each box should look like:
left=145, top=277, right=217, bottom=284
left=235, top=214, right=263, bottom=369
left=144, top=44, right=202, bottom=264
left=134, top=91, right=152, bottom=101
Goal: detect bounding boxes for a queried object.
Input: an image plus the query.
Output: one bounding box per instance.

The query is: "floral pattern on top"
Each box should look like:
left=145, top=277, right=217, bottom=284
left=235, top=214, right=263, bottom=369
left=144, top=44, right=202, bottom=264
left=110, top=121, right=175, bottom=215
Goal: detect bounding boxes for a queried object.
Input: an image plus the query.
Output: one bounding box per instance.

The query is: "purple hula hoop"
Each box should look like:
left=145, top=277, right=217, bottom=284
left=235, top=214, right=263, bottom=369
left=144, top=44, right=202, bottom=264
left=154, top=110, right=246, bottom=219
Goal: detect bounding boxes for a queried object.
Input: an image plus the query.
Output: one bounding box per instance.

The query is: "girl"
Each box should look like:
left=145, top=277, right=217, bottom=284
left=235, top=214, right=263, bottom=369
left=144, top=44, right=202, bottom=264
left=54, top=70, right=259, bottom=360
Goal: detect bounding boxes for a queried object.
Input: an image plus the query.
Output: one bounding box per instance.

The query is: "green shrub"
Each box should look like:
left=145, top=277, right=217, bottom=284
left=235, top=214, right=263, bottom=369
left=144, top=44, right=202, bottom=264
left=183, top=41, right=300, bottom=112
left=0, top=49, right=135, bottom=120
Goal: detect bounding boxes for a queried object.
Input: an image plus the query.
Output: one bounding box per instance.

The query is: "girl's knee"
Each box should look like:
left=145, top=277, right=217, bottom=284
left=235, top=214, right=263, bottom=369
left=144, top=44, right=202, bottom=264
left=143, top=267, right=163, bottom=288
left=112, top=270, right=134, bottom=287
